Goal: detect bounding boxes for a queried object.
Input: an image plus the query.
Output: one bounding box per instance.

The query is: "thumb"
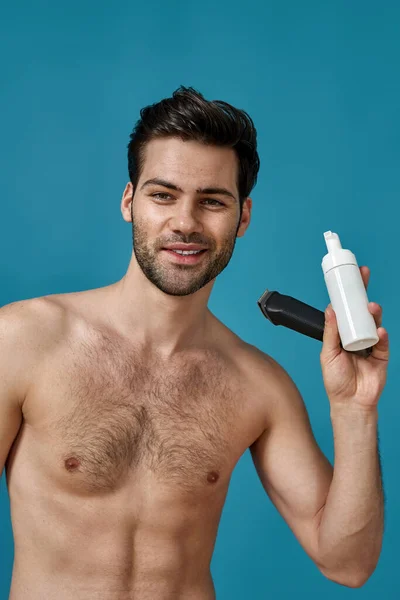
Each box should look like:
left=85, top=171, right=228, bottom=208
left=321, top=304, right=341, bottom=357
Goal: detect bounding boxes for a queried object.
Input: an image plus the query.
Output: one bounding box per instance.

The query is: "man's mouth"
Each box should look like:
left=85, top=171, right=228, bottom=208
left=162, top=248, right=208, bottom=264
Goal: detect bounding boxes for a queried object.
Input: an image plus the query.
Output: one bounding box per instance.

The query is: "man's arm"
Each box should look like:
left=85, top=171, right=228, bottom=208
left=0, top=298, right=60, bottom=476
left=249, top=351, right=384, bottom=588
left=316, top=404, right=384, bottom=584
left=0, top=302, right=31, bottom=477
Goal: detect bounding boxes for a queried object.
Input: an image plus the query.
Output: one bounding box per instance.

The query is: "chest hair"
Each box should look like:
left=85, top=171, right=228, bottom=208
left=49, top=326, right=245, bottom=494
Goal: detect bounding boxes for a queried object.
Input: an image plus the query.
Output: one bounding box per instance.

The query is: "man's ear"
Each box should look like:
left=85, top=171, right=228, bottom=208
left=236, top=197, right=252, bottom=238
left=121, top=182, right=134, bottom=223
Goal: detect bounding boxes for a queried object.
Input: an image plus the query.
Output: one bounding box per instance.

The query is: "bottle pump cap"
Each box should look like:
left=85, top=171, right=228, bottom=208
left=321, top=230, right=357, bottom=274
left=324, top=231, right=342, bottom=252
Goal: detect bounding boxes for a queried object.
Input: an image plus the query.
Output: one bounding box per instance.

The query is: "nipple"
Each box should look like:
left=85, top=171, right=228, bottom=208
left=64, top=456, right=81, bottom=471
left=206, top=470, right=220, bottom=484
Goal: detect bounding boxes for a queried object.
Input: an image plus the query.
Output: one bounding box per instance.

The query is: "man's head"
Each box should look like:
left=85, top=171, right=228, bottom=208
left=121, top=86, right=260, bottom=297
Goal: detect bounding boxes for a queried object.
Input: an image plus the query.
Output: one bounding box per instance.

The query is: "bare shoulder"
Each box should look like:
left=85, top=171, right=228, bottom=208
left=241, top=342, right=300, bottom=392
left=0, top=297, right=67, bottom=401
left=211, top=318, right=280, bottom=384
left=0, top=288, right=96, bottom=337
left=0, top=295, right=66, bottom=339
left=232, top=339, right=282, bottom=386
left=235, top=341, right=308, bottom=432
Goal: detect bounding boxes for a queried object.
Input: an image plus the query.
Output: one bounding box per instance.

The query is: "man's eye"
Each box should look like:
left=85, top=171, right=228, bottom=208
left=152, top=192, right=171, bottom=200
left=203, top=198, right=223, bottom=206
left=151, top=193, right=223, bottom=207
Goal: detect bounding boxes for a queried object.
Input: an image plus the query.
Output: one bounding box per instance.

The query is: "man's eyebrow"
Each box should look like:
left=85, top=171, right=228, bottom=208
left=197, top=186, right=236, bottom=200
left=140, top=178, right=236, bottom=200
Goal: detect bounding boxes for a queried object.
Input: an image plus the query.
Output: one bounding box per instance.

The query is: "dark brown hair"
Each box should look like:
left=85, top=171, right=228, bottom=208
left=127, top=86, right=260, bottom=213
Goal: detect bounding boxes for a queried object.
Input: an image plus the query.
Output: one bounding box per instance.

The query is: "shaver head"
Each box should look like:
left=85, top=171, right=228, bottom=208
left=257, top=288, right=273, bottom=322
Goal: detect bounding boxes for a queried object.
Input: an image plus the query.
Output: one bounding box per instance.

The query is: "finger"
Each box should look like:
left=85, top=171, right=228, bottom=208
left=368, top=302, right=383, bottom=328
left=370, top=327, right=389, bottom=362
left=360, top=266, right=370, bottom=290
left=321, top=304, right=341, bottom=359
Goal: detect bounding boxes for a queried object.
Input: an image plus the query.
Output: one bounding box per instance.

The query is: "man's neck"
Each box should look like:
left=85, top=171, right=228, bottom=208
left=107, top=257, right=215, bottom=358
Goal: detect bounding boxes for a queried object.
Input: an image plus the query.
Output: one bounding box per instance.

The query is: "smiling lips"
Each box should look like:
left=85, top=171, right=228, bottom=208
left=163, top=244, right=208, bottom=251
left=162, top=248, right=208, bottom=264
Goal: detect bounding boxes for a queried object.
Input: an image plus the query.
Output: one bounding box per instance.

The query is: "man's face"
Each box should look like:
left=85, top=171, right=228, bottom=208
left=125, top=137, right=251, bottom=297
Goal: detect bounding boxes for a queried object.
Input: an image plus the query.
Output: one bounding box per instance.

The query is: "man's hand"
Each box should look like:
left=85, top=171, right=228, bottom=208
left=320, top=266, right=389, bottom=411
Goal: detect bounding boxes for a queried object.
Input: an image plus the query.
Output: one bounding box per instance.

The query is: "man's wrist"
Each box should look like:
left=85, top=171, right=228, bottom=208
left=329, top=402, right=379, bottom=423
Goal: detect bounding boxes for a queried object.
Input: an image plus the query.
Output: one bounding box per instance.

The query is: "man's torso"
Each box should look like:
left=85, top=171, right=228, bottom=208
left=5, top=286, right=274, bottom=599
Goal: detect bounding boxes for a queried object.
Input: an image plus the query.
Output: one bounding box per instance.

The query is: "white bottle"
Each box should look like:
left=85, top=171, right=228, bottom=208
left=321, top=231, right=379, bottom=352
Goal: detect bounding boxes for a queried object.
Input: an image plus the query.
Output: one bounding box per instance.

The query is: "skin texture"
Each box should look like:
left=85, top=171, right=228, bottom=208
left=6, top=296, right=269, bottom=599
left=5, top=137, right=277, bottom=599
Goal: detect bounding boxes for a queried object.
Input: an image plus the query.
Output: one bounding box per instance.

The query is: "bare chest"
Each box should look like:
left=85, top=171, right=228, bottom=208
left=13, top=327, right=264, bottom=498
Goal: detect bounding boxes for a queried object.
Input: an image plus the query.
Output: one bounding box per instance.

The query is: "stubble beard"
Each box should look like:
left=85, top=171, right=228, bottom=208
left=130, top=211, right=242, bottom=297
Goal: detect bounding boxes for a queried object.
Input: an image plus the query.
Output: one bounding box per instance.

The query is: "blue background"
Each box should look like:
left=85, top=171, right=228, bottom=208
left=1, top=1, right=398, bottom=598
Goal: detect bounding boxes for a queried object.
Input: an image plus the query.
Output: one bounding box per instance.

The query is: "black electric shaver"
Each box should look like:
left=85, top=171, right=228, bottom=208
left=257, top=289, right=373, bottom=358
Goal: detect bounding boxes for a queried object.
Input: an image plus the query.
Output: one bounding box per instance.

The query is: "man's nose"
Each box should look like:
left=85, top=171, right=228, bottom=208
left=168, top=202, right=203, bottom=235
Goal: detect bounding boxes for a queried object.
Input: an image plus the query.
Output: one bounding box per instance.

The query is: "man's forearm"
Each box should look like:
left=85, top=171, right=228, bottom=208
left=317, top=405, right=384, bottom=586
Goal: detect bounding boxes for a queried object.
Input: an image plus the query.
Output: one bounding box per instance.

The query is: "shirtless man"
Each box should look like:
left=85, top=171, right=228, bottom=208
left=1, top=86, right=384, bottom=599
